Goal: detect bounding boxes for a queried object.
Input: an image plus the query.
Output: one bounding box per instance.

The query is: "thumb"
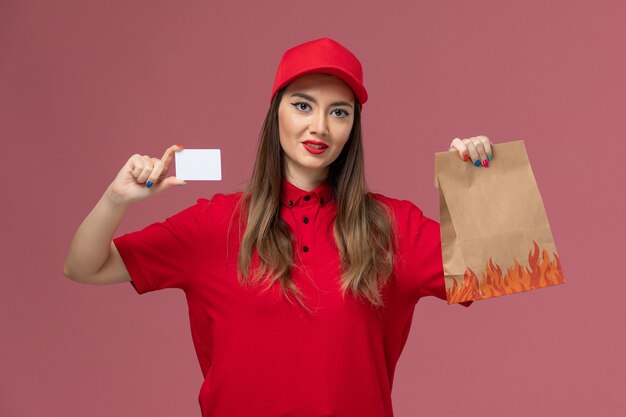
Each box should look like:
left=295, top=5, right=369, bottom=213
left=153, top=176, right=186, bottom=193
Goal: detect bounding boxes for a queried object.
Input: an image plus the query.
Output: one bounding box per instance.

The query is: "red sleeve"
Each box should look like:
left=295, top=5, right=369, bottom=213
left=405, top=202, right=473, bottom=308
left=113, top=198, right=209, bottom=294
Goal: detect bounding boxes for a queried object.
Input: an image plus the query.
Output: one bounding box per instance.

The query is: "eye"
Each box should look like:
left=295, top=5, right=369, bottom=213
left=333, top=109, right=350, bottom=118
left=292, top=102, right=310, bottom=112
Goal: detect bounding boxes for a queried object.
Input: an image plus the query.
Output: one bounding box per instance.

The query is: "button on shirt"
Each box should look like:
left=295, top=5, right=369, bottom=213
left=280, top=179, right=334, bottom=262
left=113, top=178, right=472, bottom=417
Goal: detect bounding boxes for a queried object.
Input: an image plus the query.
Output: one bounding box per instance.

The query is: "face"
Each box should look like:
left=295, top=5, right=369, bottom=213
left=278, top=73, right=355, bottom=185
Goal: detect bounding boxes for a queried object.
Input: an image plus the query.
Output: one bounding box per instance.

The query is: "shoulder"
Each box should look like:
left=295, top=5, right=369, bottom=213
left=193, top=191, right=245, bottom=222
left=196, top=191, right=244, bottom=209
left=369, top=192, right=426, bottom=221
left=368, top=192, right=440, bottom=240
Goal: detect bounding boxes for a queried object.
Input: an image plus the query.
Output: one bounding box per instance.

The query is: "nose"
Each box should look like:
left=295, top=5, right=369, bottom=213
left=309, top=109, right=329, bottom=136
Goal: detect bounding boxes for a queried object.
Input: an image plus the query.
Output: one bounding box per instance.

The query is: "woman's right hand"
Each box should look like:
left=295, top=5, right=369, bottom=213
left=106, top=144, right=186, bottom=206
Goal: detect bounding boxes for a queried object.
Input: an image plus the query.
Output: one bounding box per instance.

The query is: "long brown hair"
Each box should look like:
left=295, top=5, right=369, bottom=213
left=233, top=86, right=397, bottom=312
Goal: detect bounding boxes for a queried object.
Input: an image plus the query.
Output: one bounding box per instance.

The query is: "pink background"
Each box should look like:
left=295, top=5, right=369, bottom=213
left=2, top=0, right=624, bottom=416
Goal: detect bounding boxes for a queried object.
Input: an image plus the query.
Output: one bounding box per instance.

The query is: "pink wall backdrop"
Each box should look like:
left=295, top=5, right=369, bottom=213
left=2, top=0, right=624, bottom=416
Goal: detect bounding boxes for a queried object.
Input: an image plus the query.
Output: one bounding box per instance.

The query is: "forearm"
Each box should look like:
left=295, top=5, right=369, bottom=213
left=63, top=186, right=130, bottom=282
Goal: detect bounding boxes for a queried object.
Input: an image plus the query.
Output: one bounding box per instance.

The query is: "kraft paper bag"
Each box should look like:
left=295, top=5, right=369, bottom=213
left=435, top=140, right=565, bottom=304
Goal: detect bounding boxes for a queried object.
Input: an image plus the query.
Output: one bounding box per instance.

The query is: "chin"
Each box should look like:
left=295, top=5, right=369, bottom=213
left=295, top=159, right=329, bottom=171
left=301, top=163, right=327, bottom=171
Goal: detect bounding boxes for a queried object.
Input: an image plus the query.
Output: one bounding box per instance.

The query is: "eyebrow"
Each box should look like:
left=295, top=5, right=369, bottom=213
left=290, top=92, right=354, bottom=108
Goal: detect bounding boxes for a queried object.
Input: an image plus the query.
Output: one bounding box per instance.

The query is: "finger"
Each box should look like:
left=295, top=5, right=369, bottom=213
left=136, top=155, right=154, bottom=184
left=449, top=138, right=469, bottom=161
left=161, top=144, right=184, bottom=172
left=476, top=135, right=492, bottom=165
left=152, top=175, right=186, bottom=193
left=478, top=135, right=493, bottom=161
left=471, top=136, right=489, bottom=167
left=463, top=139, right=481, bottom=167
left=146, top=158, right=165, bottom=187
left=128, top=154, right=144, bottom=179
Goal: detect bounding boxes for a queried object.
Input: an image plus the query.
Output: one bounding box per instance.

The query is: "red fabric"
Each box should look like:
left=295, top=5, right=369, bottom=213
left=113, top=179, right=471, bottom=417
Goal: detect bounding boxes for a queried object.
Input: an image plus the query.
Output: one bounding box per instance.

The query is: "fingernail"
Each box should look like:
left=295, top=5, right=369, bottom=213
left=176, top=144, right=184, bottom=150
left=146, top=181, right=153, bottom=188
left=482, top=159, right=489, bottom=167
left=463, top=154, right=469, bottom=161
left=177, top=181, right=187, bottom=186
left=474, top=160, right=481, bottom=167
left=487, top=154, right=492, bottom=161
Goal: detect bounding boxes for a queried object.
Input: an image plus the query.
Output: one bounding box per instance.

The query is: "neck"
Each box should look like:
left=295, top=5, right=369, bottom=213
left=283, top=165, right=328, bottom=192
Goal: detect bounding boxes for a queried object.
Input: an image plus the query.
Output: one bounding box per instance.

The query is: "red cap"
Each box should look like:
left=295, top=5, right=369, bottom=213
left=270, top=37, right=368, bottom=105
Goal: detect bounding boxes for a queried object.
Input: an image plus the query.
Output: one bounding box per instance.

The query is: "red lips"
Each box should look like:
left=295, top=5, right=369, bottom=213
left=302, top=140, right=328, bottom=155
left=303, top=140, right=328, bottom=148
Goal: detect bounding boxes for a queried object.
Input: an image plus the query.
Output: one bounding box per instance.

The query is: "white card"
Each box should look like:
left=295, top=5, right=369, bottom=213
left=175, top=149, right=222, bottom=181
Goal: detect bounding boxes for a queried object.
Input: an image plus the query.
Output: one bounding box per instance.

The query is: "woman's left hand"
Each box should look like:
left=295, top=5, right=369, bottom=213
left=448, top=135, right=493, bottom=168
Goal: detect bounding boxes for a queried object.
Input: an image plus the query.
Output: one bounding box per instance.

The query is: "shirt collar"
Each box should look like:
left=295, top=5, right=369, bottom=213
left=280, top=178, right=334, bottom=208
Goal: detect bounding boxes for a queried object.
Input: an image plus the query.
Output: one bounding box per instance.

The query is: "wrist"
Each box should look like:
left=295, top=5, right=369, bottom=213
left=104, top=185, right=132, bottom=209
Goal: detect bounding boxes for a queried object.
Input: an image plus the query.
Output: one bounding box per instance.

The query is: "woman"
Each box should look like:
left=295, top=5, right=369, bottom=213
left=64, top=38, right=493, bottom=417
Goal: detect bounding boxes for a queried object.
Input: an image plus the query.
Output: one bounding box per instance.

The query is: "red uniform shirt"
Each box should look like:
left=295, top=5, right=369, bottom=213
left=113, top=179, right=471, bottom=417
